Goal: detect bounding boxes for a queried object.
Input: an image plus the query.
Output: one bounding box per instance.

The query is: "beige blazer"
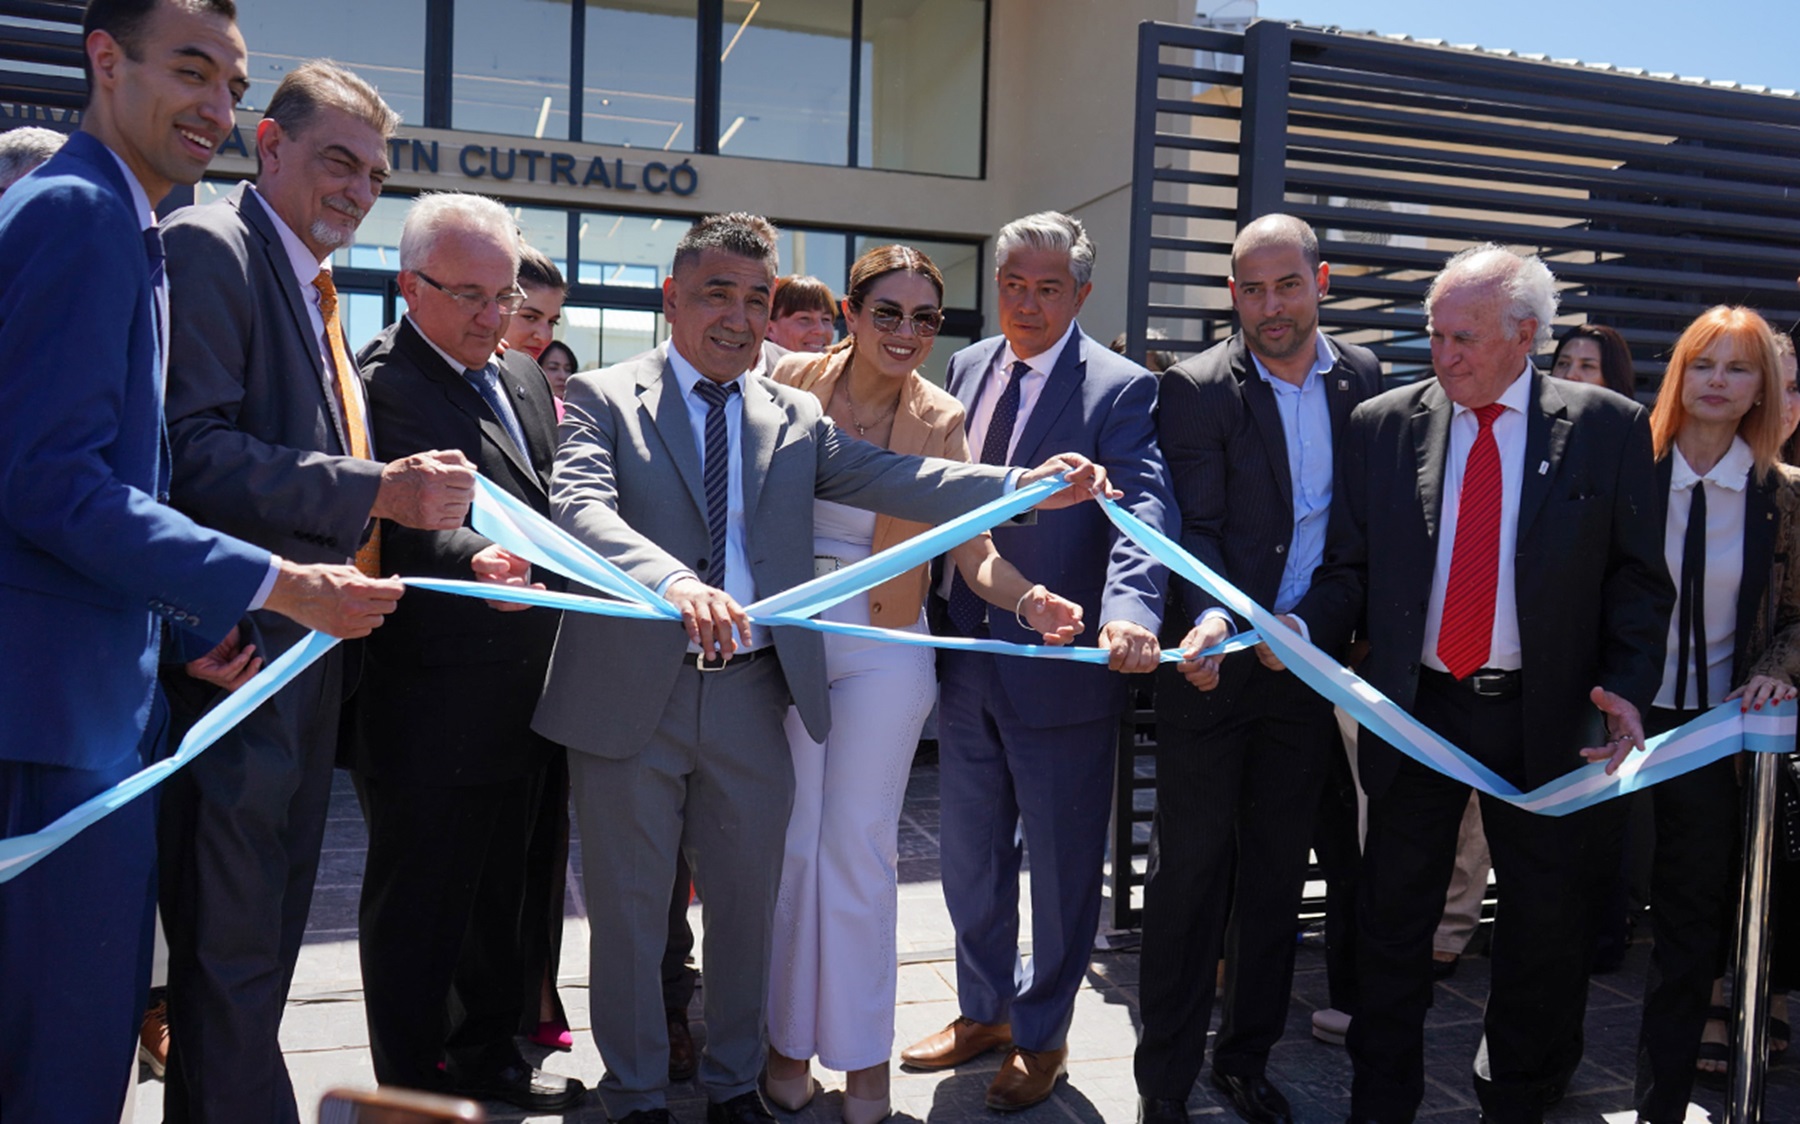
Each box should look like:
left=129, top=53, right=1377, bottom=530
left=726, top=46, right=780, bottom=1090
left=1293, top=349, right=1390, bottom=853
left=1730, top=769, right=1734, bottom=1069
left=772, top=346, right=972, bottom=629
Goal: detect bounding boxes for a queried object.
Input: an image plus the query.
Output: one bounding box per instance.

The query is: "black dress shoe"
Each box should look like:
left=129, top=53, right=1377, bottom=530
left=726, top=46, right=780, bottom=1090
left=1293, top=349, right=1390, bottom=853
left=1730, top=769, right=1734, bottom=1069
left=616, top=1111, right=673, bottom=1124
left=1208, top=1071, right=1293, bottom=1124
left=668, top=1009, right=697, bottom=1082
left=449, top=1060, right=587, bottom=1113
left=1138, top=1095, right=1189, bottom=1124
left=707, top=1090, right=778, bottom=1124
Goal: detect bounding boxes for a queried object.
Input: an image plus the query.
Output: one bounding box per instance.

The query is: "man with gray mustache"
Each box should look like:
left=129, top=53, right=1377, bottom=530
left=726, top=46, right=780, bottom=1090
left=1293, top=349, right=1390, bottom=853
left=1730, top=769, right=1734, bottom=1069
left=156, top=60, right=478, bottom=1123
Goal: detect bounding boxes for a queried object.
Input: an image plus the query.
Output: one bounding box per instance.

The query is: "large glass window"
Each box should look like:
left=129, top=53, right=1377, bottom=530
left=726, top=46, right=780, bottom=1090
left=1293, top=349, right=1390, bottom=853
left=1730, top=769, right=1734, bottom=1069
left=717, top=1, right=854, bottom=165
left=584, top=0, right=697, bottom=152
left=860, top=0, right=985, bottom=177
left=453, top=0, right=573, bottom=139
left=235, top=1, right=428, bottom=126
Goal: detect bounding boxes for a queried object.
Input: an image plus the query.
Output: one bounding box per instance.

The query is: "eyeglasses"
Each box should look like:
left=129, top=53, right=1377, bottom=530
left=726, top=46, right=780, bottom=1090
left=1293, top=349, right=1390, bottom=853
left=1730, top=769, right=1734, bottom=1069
left=415, top=270, right=527, bottom=316
left=860, top=302, right=944, bottom=337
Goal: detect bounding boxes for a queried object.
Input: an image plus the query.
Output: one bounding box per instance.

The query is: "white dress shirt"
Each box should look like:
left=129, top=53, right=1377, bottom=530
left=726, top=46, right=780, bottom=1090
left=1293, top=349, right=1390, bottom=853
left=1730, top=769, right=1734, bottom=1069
left=665, top=341, right=765, bottom=650
left=965, top=320, right=1076, bottom=464
left=1654, top=437, right=1751, bottom=710
left=1420, top=364, right=1533, bottom=673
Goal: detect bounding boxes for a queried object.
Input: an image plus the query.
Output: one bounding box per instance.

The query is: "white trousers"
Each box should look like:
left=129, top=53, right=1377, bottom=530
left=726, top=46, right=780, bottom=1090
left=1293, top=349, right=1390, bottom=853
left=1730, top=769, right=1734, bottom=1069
left=767, top=585, right=935, bottom=1071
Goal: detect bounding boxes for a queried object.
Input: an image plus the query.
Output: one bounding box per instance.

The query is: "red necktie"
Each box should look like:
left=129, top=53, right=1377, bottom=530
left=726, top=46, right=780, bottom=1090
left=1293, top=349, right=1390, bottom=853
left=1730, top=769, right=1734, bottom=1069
left=1437, top=402, right=1506, bottom=680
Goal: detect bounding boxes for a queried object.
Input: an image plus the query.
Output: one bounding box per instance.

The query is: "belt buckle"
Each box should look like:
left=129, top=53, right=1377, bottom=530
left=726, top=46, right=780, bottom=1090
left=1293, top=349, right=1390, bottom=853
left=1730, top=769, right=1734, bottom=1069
left=695, top=650, right=728, bottom=672
left=1469, top=670, right=1507, bottom=697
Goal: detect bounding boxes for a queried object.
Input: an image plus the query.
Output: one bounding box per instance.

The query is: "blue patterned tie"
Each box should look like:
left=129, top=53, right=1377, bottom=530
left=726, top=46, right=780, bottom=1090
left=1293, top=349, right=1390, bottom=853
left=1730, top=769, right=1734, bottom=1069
left=464, top=364, right=530, bottom=455
left=692, top=378, right=740, bottom=588
left=947, top=361, right=1029, bottom=634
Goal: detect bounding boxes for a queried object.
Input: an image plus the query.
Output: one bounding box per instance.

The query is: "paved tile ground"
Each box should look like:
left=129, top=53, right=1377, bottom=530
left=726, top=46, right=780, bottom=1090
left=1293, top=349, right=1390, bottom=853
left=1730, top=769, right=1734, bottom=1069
left=131, top=765, right=1800, bottom=1124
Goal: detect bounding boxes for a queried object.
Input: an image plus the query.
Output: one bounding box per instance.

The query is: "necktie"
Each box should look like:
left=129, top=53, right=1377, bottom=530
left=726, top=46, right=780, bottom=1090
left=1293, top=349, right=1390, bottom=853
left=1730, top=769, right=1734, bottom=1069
left=312, top=270, right=381, bottom=576
left=947, top=361, right=1030, bottom=635
left=464, top=364, right=530, bottom=457
left=144, top=227, right=165, bottom=289
left=1674, top=482, right=1709, bottom=710
left=146, top=227, right=171, bottom=501
left=692, top=378, right=740, bottom=589
left=1436, top=402, right=1506, bottom=680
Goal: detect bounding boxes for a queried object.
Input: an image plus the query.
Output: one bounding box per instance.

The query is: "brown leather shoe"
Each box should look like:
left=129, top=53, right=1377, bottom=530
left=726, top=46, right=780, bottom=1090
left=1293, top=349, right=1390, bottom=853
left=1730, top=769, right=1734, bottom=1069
left=984, top=1046, right=1067, bottom=1111
left=899, top=1016, right=1011, bottom=1070
left=667, top=1009, right=697, bottom=1082
left=139, top=999, right=169, bottom=1080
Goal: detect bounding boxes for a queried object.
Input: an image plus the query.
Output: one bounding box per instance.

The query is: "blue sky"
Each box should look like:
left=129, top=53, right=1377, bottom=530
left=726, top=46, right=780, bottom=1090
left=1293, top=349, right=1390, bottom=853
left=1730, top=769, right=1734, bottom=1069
left=1237, top=1, right=1796, bottom=92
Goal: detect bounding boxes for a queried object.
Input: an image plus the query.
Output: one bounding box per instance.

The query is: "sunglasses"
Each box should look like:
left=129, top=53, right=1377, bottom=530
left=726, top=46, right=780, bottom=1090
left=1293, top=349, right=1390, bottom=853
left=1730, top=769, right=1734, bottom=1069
left=860, top=301, right=944, bottom=338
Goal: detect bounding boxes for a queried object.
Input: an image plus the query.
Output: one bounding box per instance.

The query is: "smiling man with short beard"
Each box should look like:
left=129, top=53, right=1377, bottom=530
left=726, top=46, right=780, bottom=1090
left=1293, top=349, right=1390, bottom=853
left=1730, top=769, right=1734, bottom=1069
left=155, top=60, right=482, bottom=1124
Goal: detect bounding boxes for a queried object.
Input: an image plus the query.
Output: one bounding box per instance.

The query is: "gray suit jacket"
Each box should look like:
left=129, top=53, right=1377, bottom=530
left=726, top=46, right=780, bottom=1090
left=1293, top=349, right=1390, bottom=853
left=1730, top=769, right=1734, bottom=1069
left=163, top=184, right=385, bottom=569
left=533, top=345, right=1012, bottom=759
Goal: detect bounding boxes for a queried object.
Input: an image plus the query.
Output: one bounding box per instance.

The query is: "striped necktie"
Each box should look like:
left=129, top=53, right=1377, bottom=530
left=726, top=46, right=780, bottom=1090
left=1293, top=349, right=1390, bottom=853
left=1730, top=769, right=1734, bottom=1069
left=1436, top=402, right=1506, bottom=680
left=692, top=378, right=740, bottom=588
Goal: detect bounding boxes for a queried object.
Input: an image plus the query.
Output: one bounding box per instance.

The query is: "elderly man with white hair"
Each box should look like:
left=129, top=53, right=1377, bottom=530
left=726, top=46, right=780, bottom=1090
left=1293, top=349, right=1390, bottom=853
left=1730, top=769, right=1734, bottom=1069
left=1292, top=244, right=1672, bottom=1124
left=348, top=190, right=585, bottom=1113
left=0, top=125, right=63, bottom=194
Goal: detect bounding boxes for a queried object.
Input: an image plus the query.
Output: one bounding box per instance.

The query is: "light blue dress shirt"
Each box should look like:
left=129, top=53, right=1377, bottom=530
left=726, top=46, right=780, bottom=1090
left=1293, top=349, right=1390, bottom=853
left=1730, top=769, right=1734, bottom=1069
left=1249, top=332, right=1338, bottom=614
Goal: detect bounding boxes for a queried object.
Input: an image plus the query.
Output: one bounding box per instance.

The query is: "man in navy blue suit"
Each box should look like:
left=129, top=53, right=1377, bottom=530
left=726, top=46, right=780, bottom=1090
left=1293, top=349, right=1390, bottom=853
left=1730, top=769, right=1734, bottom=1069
left=903, top=211, right=1173, bottom=1111
left=0, top=3, right=402, bottom=1120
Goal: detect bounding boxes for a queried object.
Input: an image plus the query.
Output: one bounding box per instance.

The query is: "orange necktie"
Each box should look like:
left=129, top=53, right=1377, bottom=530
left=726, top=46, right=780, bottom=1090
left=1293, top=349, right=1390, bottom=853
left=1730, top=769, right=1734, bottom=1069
left=313, top=270, right=382, bottom=576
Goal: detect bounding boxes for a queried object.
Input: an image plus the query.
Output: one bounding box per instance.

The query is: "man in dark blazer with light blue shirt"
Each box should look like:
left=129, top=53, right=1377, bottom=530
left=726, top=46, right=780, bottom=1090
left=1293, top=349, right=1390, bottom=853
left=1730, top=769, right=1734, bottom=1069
left=0, top=7, right=402, bottom=1122
left=1134, top=216, right=1381, bottom=1124
left=157, top=62, right=476, bottom=1124
left=904, top=212, right=1174, bottom=1112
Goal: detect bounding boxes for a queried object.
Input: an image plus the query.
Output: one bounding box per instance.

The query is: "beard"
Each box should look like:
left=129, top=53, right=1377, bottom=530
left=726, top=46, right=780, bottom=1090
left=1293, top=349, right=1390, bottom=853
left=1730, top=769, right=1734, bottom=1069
left=1248, top=313, right=1317, bottom=362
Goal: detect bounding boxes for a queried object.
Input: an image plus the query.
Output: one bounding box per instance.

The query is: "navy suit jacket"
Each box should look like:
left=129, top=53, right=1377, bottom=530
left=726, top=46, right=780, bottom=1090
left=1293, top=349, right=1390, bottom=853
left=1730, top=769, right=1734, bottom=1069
left=0, top=132, right=269, bottom=770
left=932, top=326, right=1174, bottom=729
left=1154, top=332, right=1382, bottom=731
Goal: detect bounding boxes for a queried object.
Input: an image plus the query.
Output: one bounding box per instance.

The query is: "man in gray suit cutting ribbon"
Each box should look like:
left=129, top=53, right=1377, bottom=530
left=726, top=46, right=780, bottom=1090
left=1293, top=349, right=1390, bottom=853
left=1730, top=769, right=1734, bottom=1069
left=531, top=212, right=1109, bottom=1124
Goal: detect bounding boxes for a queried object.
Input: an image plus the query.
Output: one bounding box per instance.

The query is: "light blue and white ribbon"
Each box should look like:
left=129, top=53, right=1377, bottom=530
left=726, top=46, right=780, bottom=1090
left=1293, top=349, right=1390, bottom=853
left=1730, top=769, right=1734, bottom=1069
left=4, top=471, right=1792, bottom=881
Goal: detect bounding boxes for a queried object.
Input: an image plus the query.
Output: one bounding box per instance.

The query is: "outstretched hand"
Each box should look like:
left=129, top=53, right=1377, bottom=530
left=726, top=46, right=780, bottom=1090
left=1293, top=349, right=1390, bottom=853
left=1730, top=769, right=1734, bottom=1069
left=471, top=543, right=544, bottom=612
left=1019, top=585, right=1084, bottom=645
left=1578, top=685, right=1648, bottom=775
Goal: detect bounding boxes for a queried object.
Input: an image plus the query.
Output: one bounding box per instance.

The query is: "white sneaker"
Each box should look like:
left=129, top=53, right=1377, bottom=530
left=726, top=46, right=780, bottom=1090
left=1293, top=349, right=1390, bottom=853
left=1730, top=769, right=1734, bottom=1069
left=1311, top=1007, right=1350, bottom=1046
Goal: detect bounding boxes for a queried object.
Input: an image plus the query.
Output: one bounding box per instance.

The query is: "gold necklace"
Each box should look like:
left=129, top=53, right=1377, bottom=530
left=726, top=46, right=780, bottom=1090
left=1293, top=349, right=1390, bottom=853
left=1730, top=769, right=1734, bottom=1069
left=839, top=379, right=898, bottom=437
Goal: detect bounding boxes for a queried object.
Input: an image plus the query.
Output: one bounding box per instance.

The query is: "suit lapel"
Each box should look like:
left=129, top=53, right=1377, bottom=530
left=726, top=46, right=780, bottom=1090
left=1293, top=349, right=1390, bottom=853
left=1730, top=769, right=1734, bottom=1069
left=738, top=371, right=782, bottom=524
left=1235, top=339, right=1294, bottom=512
left=640, top=355, right=708, bottom=516
left=1736, top=470, right=1779, bottom=667
left=234, top=186, right=348, bottom=455
left=953, top=338, right=1007, bottom=435
left=491, top=354, right=553, bottom=494
left=1517, top=372, right=1572, bottom=540
left=1412, top=382, right=1453, bottom=545
left=1010, top=329, right=1085, bottom=466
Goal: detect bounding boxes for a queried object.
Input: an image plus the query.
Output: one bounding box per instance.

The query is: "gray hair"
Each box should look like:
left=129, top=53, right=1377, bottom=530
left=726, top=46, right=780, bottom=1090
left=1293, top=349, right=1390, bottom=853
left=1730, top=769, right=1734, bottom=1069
left=996, top=211, right=1096, bottom=288
left=1231, top=213, right=1320, bottom=273
left=1424, top=243, right=1559, bottom=348
left=398, top=192, right=520, bottom=273
left=264, top=59, right=400, bottom=143
left=0, top=127, right=64, bottom=193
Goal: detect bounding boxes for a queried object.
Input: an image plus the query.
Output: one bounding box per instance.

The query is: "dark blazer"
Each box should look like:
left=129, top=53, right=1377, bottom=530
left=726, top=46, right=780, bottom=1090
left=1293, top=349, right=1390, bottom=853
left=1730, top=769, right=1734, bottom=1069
left=929, top=327, right=1175, bottom=729
left=162, top=184, right=386, bottom=566
left=1652, top=455, right=1796, bottom=688
left=0, top=132, right=268, bottom=769
left=348, top=319, right=564, bottom=784
left=1154, top=332, right=1382, bottom=730
left=1295, top=371, right=1674, bottom=796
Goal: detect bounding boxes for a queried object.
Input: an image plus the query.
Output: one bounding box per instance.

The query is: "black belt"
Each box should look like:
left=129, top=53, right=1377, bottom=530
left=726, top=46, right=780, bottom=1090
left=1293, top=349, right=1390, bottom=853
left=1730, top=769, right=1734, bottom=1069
left=1421, top=666, right=1521, bottom=701
left=688, top=646, right=776, bottom=672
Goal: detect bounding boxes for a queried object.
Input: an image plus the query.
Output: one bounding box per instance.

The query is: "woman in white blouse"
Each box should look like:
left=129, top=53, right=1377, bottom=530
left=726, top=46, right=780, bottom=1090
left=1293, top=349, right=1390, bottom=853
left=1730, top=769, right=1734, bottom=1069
left=1615, top=306, right=1800, bottom=1122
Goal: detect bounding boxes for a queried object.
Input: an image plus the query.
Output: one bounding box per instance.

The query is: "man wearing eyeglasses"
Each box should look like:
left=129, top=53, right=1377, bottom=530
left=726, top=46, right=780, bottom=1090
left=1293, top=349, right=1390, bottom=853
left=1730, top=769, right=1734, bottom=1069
left=157, top=63, right=479, bottom=1123
left=344, top=190, right=586, bottom=1113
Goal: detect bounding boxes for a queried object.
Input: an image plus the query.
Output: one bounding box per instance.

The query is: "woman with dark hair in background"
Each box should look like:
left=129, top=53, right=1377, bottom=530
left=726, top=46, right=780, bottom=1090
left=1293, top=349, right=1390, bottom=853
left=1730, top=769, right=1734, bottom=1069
left=1549, top=322, right=1636, bottom=398
left=537, top=340, right=578, bottom=405
left=768, top=274, right=837, bottom=353
left=1606, top=306, right=1800, bottom=1119
left=504, top=245, right=567, bottom=362
left=763, top=245, right=1082, bottom=1124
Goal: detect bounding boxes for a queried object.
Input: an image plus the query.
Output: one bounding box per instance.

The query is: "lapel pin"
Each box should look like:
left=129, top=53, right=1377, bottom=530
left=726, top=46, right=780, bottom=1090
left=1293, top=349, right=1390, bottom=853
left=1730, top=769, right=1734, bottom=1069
left=1537, top=461, right=1549, bottom=475
left=1337, top=379, right=1348, bottom=391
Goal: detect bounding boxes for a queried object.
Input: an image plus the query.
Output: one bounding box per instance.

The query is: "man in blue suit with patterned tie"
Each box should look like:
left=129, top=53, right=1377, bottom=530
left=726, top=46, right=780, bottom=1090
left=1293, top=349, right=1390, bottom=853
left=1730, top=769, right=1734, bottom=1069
left=0, top=3, right=402, bottom=1120
left=905, top=212, right=1173, bottom=1111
